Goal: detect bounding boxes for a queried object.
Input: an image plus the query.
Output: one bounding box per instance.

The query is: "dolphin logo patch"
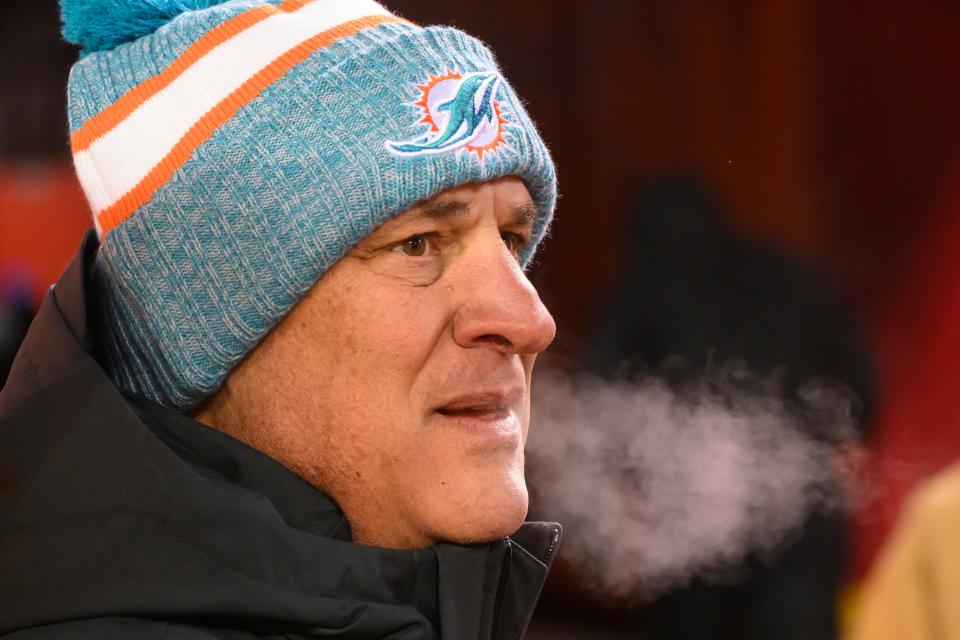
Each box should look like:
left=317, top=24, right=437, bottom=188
left=386, top=70, right=510, bottom=160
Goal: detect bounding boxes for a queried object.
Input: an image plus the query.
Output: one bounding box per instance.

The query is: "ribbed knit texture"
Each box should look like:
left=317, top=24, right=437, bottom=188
left=66, top=2, right=556, bottom=410
left=66, top=0, right=284, bottom=127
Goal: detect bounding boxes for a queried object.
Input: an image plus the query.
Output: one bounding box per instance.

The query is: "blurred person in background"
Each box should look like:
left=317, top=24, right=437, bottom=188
left=849, top=462, right=960, bottom=640
left=581, top=175, right=874, bottom=640
left=0, top=0, right=563, bottom=637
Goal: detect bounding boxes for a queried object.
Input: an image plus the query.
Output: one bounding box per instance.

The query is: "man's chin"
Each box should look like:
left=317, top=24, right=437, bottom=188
left=425, top=489, right=529, bottom=545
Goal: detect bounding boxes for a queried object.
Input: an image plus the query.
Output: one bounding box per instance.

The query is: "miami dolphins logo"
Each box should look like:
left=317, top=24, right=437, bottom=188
left=386, top=70, right=510, bottom=160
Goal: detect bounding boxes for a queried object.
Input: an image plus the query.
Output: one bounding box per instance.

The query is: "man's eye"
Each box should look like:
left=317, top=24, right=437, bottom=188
left=501, top=232, right=528, bottom=255
left=395, top=234, right=431, bottom=257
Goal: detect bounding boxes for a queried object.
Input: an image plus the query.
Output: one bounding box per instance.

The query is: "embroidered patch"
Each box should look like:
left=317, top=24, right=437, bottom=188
left=386, top=70, right=509, bottom=160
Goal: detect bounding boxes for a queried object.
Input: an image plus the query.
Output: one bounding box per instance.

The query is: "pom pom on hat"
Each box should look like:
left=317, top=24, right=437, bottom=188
left=60, top=0, right=233, bottom=55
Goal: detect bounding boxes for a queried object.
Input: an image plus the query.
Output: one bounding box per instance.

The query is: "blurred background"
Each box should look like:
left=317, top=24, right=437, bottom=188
left=3, top=1, right=960, bottom=638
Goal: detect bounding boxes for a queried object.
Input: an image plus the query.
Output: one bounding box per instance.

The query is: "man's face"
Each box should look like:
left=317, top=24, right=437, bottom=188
left=199, top=177, right=556, bottom=547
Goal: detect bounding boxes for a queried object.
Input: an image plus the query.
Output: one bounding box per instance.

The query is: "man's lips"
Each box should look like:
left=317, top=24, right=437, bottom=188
left=436, top=404, right=510, bottom=420
left=433, top=390, right=522, bottom=420
left=432, top=388, right=524, bottom=446
left=432, top=390, right=522, bottom=446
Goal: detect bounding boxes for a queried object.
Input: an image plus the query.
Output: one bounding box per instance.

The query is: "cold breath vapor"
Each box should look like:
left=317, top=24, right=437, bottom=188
left=526, top=364, right=860, bottom=600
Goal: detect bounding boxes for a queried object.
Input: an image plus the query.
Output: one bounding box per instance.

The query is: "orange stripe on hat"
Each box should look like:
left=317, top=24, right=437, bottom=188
left=69, top=0, right=366, bottom=154
left=278, top=0, right=316, bottom=10
left=94, top=14, right=408, bottom=236
left=71, top=5, right=280, bottom=153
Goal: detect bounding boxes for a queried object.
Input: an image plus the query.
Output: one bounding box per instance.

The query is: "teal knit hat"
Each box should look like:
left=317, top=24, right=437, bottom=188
left=61, top=0, right=556, bottom=410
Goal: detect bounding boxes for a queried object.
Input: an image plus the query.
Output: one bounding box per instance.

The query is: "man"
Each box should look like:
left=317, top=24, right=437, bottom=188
left=0, top=0, right=561, bottom=637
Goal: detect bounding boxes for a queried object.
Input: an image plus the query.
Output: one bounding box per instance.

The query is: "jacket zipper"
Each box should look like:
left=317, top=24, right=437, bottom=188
left=543, top=527, right=560, bottom=565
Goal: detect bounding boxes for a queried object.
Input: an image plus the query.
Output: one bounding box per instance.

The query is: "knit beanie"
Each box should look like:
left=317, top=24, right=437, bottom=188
left=60, top=0, right=556, bottom=410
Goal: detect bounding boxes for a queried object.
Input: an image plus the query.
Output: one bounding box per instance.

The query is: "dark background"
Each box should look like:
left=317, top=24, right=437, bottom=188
left=3, top=1, right=960, bottom=636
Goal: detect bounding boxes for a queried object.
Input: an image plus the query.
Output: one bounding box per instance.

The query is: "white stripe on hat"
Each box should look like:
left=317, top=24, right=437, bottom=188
left=74, top=0, right=392, bottom=221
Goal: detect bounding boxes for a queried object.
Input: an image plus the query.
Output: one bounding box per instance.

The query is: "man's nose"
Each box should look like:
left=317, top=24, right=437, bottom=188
left=451, top=243, right=557, bottom=355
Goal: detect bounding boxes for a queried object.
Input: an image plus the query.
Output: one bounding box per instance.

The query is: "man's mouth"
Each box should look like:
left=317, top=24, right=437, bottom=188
left=436, top=395, right=511, bottom=420
left=432, top=389, right=523, bottom=442
left=435, top=386, right=523, bottom=415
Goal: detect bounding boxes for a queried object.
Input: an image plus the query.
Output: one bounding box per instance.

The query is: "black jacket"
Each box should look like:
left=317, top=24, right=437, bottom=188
left=0, top=232, right=560, bottom=639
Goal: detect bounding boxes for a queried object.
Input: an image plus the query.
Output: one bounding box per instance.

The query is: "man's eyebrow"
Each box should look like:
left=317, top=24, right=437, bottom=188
left=510, top=202, right=540, bottom=227
left=421, top=199, right=471, bottom=219
left=417, top=199, right=540, bottom=225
